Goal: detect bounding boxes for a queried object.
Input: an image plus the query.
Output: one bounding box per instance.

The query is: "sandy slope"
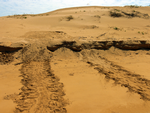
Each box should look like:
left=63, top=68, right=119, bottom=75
left=0, top=6, right=150, bottom=113
left=0, top=6, right=150, bottom=40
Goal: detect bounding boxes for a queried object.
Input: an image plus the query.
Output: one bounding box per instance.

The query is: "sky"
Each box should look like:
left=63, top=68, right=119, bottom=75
left=0, top=0, right=150, bottom=17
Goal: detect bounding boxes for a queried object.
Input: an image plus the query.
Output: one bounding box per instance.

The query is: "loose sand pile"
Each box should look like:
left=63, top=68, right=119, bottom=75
left=0, top=6, right=150, bottom=113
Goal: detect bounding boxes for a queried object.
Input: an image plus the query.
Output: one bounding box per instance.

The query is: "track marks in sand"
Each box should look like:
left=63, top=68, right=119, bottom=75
left=87, top=56, right=150, bottom=101
left=4, top=44, right=68, bottom=113
left=5, top=61, right=68, bottom=113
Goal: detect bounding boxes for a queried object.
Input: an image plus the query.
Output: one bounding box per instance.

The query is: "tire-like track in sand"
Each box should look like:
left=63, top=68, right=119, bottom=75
left=86, top=55, right=150, bottom=101
left=3, top=43, right=68, bottom=113
left=14, top=61, right=67, bottom=113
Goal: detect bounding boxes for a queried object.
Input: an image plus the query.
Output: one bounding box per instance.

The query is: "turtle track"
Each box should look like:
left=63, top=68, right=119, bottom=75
left=86, top=55, right=150, bottom=101
left=4, top=43, right=68, bottom=113
left=15, top=61, right=67, bottom=113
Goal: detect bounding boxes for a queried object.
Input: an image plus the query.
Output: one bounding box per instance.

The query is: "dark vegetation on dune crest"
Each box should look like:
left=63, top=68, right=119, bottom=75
left=110, top=9, right=150, bottom=19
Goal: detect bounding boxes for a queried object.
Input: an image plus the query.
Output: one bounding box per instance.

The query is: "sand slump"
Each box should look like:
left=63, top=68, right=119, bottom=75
left=4, top=43, right=68, bottom=113
left=0, top=46, right=22, bottom=64
left=0, top=52, right=14, bottom=64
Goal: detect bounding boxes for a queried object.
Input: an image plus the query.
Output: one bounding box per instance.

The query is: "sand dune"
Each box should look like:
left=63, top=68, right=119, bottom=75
left=0, top=6, right=150, bottom=113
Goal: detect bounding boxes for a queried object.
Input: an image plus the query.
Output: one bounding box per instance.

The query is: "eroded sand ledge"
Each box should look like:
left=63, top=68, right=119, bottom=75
left=1, top=39, right=150, bottom=52
left=0, top=35, right=150, bottom=112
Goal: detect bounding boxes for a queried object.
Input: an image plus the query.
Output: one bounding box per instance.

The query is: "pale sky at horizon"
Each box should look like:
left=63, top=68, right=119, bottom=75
left=0, top=0, right=150, bottom=17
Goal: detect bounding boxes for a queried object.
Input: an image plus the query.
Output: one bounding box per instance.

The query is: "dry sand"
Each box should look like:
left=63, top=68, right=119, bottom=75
left=0, top=6, right=150, bottom=113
